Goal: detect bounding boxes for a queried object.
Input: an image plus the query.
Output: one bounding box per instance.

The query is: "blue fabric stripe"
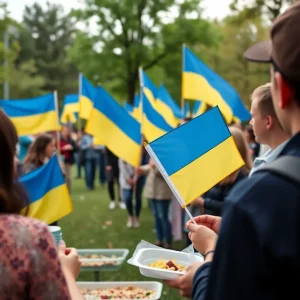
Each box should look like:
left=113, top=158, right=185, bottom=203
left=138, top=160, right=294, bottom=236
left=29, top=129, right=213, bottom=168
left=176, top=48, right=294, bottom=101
left=81, top=75, right=96, bottom=102
left=63, top=94, right=78, bottom=105
left=142, top=71, right=158, bottom=99
left=143, top=92, right=174, bottom=133
left=94, top=86, right=141, bottom=145
left=184, top=47, right=250, bottom=122
left=149, top=107, right=231, bottom=176
left=0, top=93, right=55, bottom=117
left=19, top=155, right=65, bottom=204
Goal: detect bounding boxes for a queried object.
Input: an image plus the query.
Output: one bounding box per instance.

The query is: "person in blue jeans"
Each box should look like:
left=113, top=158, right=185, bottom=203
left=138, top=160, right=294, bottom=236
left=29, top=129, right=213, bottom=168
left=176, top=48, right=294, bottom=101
left=138, top=159, right=173, bottom=248
left=81, top=133, right=98, bottom=190
left=119, top=159, right=139, bottom=228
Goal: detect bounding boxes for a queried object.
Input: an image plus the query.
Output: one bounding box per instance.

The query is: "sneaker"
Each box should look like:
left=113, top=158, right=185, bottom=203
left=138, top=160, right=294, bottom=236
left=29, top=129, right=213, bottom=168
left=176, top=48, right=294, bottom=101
left=109, top=202, right=116, bottom=210
left=119, top=202, right=126, bottom=210
left=127, top=217, right=133, bottom=228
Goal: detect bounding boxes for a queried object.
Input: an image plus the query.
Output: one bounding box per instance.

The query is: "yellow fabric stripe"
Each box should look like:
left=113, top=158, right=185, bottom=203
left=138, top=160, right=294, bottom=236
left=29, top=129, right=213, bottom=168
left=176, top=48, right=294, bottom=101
left=12, top=111, right=60, bottom=136
left=79, top=95, right=93, bottom=120
left=170, top=136, right=244, bottom=205
left=86, top=109, right=141, bottom=167
left=93, top=136, right=105, bottom=146
left=131, top=107, right=142, bottom=123
left=182, top=72, right=233, bottom=124
left=156, top=99, right=179, bottom=128
left=60, top=112, right=77, bottom=124
left=144, top=87, right=156, bottom=108
left=142, top=114, right=168, bottom=142
left=24, top=184, right=72, bottom=225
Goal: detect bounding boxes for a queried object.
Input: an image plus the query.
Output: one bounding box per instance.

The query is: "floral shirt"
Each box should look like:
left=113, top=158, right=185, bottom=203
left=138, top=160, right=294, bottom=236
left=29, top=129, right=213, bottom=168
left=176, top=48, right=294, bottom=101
left=0, top=214, right=71, bottom=299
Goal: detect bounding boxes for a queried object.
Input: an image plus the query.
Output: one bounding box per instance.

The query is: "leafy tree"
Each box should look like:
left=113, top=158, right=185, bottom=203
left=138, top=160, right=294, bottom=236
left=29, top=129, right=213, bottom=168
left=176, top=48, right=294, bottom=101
left=69, top=0, right=221, bottom=103
left=21, top=2, right=78, bottom=98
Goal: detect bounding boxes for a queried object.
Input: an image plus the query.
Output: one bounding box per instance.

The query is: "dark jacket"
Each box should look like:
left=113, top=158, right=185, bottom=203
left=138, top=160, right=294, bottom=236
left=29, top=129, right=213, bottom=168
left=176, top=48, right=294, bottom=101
left=60, top=137, right=77, bottom=164
left=203, top=169, right=248, bottom=216
left=193, top=132, right=300, bottom=300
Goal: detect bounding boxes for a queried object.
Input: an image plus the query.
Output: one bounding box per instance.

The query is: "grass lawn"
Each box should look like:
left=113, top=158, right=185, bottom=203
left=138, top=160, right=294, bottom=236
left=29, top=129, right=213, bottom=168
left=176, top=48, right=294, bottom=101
left=60, top=175, right=186, bottom=300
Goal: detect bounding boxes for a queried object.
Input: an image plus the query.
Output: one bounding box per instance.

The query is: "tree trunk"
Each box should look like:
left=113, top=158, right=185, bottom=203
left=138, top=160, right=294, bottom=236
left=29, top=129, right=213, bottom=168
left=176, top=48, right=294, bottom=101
left=127, top=71, right=138, bottom=104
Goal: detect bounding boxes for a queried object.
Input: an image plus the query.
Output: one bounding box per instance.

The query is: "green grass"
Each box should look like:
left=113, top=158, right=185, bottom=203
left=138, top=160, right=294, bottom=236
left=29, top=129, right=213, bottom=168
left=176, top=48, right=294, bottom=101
left=60, top=175, right=186, bottom=300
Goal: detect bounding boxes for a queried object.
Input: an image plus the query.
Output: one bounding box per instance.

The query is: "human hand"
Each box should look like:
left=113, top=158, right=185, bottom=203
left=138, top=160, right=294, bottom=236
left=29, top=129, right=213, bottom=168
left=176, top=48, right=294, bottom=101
left=186, top=215, right=221, bottom=235
left=191, top=197, right=204, bottom=208
left=136, top=167, right=145, bottom=176
left=58, top=240, right=81, bottom=279
left=149, top=160, right=156, bottom=169
left=164, top=262, right=203, bottom=298
left=62, top=144, right=73, bottom=151
left=186, top=222, right=218, bottom=255
left=106, top=165, right=112, bottom=172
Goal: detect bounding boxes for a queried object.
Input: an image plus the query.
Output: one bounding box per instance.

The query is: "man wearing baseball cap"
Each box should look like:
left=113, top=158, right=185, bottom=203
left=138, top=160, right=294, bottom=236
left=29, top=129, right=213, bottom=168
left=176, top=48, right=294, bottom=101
left=167, top=3, right=300, bottom=300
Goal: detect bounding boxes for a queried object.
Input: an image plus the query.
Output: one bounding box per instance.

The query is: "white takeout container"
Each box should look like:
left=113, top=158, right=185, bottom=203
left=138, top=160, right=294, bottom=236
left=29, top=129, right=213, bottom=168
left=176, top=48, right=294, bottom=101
left=127, top=248, right=203, bottom=280
left=77, top=281, right=163, bottom=300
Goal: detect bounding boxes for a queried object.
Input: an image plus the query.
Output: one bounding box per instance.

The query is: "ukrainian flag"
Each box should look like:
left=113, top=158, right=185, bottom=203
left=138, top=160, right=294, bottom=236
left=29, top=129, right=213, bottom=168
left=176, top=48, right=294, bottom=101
left=145, top=106, right=245, bottom=206
left=156, top=85, right=180, bottom=128
left=182, top=46, right=250, bottom=123
left=60, top=94, right=79, bottom=124
left=142, top=91, right=174, bottom=142
left=140, top=69, right=157, bottom=107
left=85, top=86, right=142, bottom=167
left=19, top=155, right=72, bottom=224
left=193, top=100, right=208, bottom=117
left=184, top=102, right=191, bottom=118
left=79, top=74, right=96, bottom=120
left=124, top=102, right=133, bottom=114
left=131, top=94, right=142, bottom=123
left=0, top=93, right=60, bottom=136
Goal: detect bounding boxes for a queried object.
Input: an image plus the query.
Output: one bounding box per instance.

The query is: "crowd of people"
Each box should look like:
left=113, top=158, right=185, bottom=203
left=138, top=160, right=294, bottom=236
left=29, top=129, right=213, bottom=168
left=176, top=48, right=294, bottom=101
left=1, top=3, right=300, bottom=299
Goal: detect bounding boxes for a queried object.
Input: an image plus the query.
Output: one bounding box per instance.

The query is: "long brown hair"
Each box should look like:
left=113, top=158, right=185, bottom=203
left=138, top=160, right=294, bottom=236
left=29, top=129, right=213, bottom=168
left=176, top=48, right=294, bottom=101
left=219, top=126, right=253, bottom=185
left=23, top=134, right=54, bottom=171
left=0, top=110, right=28, bottom=213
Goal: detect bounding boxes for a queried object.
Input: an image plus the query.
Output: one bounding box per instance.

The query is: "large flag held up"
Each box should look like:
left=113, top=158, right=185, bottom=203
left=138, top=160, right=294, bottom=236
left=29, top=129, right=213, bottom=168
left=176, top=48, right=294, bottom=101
left=85, top=86, right=142, bottom=167
left=0, top=93, right=60, bottom=136
left=19, top=155, right=72, bottom=224
left=145, top=106, right=245, bottom=207
left=182, top=46, right=251, bottom=123
left=156, top=84, right=181, bottom=128
left=79, top=74, right=96, bottom=120
left=60, top=94, right=79, bottom=124
left=141, top=91, right=174, bottom=142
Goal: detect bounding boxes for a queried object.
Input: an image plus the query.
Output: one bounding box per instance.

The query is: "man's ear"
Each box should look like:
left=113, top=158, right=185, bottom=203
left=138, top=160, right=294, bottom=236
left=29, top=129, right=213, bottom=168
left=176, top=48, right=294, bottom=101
left=275, top=72, right=293, bottom=109
left=266, top=115, right=273, bottom=130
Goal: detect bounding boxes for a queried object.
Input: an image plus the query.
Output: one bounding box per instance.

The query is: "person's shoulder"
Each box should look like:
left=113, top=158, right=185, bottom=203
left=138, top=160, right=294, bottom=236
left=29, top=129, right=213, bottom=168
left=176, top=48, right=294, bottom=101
left=228, top=171, right=300, bottom=211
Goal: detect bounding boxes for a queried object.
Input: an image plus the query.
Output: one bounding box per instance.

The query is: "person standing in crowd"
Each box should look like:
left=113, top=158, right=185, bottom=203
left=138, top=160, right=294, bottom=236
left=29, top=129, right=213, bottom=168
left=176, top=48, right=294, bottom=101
left=244, top=125, right=260, bottom=160
left=23, top=134, right=56, bottom=174
left=81, top=133, right=98, bottom=190
left=0, top=110, right=83, bottom=300
left=75, top=129, right=84, bottom=179
left=168, top=4, right=300, bottom=299
left=119, top=159, right=137, bottom=228
left=17, top=135, right=34, bottom=176
left=95, top=144, right=106, bottom=187
left=105, top=147, right=126, bottom=210
left=184, top=127, right=252, bottom=246
left=248, top=83, right=290, bottom=176
left=138, top=159, right=173, bottom=249
left=60, top=126, right=77, bottom=193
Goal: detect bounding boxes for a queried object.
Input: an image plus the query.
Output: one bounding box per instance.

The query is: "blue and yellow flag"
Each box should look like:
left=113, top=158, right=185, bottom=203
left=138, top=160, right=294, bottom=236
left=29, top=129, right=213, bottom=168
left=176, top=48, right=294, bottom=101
left=19, top=155, right=72, bottom=224
left=145, top=106, right=245, bottom=206
left=142, top=91, right=174, bottom=142
left=140, top=69, right=158, bottom=108
left=79, top=74, right=96, bottom=120
left=131, top=94, right=142, bottom=122
left=60, top=94, right=79, bottom=124
left=182, top=46, right=250, bottom=123
left=86, top=86, right=142, bottom=167
left=193, top=100, right=207, bottom=117
left=0, top=93, right=60, bottom=136
left=156, top=85, right=180, bottom=127
left=124, top=102, right=133, bottom=114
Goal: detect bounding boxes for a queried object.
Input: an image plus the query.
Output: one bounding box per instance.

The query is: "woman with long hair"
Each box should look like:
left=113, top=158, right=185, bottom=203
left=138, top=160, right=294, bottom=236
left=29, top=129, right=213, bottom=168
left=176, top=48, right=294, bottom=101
left=0, top=110, right=83, bottom=299
left=23, top=133, right=56, bottom=174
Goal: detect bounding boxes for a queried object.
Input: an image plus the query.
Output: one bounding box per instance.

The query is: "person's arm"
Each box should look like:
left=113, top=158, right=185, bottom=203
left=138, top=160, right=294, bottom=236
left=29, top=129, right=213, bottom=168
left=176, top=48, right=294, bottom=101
left=81, top=136, right=91, bottom=150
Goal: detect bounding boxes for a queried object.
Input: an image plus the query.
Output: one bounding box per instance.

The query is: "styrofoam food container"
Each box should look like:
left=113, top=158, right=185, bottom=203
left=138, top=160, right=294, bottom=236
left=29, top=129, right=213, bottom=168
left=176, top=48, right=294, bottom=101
left=128, top=248, right=203, bottom=280
left=77, top=281, right=163, bottom=300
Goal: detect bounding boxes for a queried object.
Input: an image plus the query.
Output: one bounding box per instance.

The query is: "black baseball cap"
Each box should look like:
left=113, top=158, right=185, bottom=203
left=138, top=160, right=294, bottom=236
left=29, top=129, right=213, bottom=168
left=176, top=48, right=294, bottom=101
left=244, top=2, right=300, bottom=80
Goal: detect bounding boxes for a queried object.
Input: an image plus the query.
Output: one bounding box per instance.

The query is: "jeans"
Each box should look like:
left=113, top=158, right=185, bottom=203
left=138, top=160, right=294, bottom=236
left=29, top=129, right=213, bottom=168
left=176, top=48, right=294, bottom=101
left=84, top=158, right=97, bottom=189
left=123, top=187, right=142, bottom=217
left=75, top=152, right=82, bottom=178
left=150, top=199, right=172, bottom=245
left=135, top=176, right=145, bottom=217
left=98, top=151, right=106, bottom=185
